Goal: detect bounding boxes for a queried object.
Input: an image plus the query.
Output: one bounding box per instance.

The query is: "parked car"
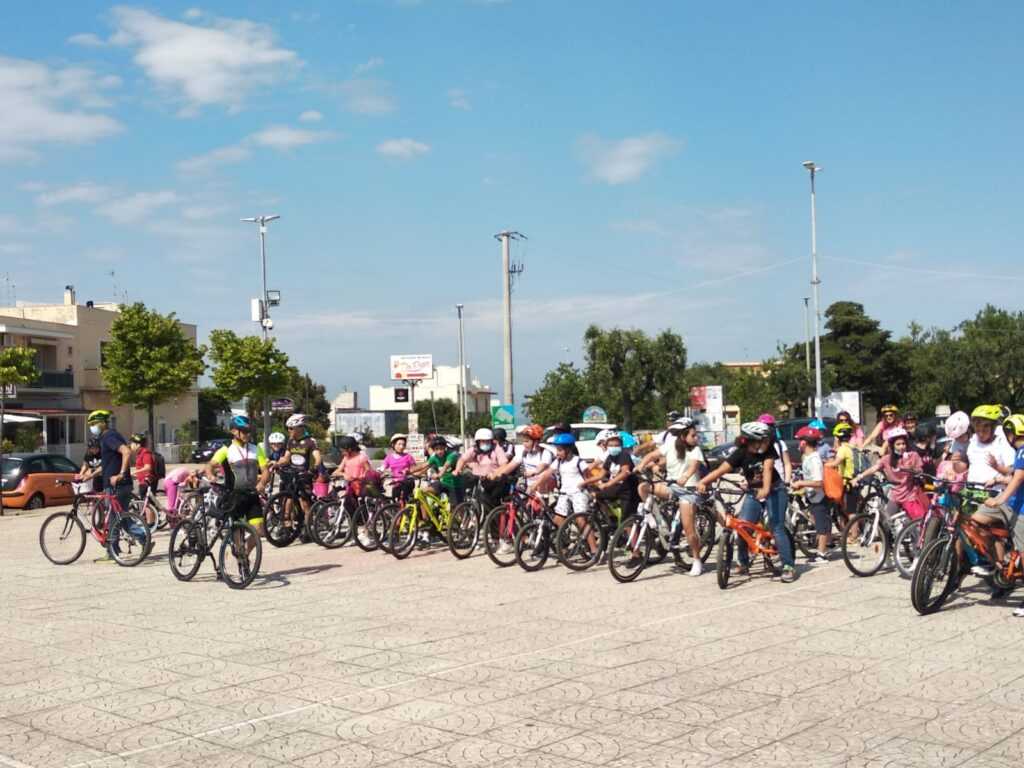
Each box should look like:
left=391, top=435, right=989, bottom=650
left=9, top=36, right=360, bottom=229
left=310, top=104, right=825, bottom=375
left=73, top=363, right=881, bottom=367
left=1, top=453, right=80, bottom=510
left=190, top=439, right=229, bottom=463
left=704, top=417, right=838, bottom=472
left=542, top=423, right=619, bottom=461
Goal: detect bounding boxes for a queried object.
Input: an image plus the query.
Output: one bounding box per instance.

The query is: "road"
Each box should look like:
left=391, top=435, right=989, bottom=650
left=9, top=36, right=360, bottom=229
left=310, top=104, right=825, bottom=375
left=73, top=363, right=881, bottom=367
left=1, top=511, right=1021, bottom=768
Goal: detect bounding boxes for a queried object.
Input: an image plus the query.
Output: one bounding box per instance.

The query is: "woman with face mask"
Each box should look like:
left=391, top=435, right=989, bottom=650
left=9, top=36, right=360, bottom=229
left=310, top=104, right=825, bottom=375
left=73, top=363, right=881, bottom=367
left=454, top=428, right=509, bottom=511
left=852, top=428, right=928, bottom=524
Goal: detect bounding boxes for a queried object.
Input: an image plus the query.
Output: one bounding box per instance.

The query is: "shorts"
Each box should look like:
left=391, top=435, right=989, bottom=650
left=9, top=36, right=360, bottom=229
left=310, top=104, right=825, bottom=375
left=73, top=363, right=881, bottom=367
left=224, top=489, right=264, bottom=527
left=976, top=503, right=1012, bottom=527
left=668, top=485, right=699, bottom=504
left=555, top=491, right=589, bottom=517
left=808, top=500, right=831, bottom=536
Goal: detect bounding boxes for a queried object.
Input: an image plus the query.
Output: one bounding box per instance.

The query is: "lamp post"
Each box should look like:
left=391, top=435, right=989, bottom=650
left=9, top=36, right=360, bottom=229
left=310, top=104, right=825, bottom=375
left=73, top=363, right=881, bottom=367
left=802, top=161, right=823, bottom=415
left=241, top=214, right=280, bottom=449
left=803, top=297, right=812, bottom=417
left=456, top=304, right=467, bottom=447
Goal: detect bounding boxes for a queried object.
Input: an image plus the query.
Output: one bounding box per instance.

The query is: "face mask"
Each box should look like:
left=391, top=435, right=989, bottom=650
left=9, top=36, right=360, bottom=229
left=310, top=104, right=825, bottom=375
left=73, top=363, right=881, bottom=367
left=608, top=446, right=622, bottom=457
left=89, top=425, right=101, bottom=436
left=478, top=442, right=493, bottom=453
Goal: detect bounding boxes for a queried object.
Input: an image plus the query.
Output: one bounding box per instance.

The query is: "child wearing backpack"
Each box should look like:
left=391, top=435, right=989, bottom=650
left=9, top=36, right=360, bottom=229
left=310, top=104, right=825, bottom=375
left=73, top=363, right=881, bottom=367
left=791, top=426, right=832, bottom=562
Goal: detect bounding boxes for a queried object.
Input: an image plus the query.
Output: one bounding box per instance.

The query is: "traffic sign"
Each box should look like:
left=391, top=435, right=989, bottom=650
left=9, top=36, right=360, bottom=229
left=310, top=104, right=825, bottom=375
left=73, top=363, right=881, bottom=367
left=491, top=404, right=514, bottom=429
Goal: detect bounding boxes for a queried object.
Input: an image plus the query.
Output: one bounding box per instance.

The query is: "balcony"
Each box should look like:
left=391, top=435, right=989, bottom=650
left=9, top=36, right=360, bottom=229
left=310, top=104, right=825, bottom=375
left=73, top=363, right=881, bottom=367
left=26, top=371, right=75, bottom=390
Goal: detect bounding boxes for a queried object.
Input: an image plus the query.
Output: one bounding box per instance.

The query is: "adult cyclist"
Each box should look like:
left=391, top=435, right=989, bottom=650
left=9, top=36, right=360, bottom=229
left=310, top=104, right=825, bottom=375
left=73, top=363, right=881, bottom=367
left=88, top=409, right=146, bottom=562
left=454, top=428, right=509, bottom=510
left=965, top=404, right=1015, bottom=575
left=277, top=414, right=321, bottom=537
left=206, top=415, right=269, bottom=543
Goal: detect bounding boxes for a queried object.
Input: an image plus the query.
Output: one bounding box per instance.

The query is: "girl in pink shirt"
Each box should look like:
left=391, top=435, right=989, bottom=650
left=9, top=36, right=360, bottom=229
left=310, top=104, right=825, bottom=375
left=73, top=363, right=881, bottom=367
left=382, top=434, right=417, bottom=501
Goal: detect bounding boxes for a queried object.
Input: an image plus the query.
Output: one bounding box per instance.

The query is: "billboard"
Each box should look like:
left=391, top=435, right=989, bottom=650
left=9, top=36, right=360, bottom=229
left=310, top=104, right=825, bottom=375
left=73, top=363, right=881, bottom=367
left=390, top=354, right=433, bottom=381
left=334, top=411, right=386, bottom=438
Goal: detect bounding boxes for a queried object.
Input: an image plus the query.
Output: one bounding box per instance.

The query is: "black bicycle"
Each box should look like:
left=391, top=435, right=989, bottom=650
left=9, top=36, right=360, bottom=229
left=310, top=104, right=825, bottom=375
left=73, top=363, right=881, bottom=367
left=264, top=467, right=316, bottom=547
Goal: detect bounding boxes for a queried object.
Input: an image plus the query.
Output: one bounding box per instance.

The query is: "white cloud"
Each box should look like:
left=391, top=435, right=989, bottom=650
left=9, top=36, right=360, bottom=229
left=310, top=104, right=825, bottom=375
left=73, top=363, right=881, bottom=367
left=67, top=32, right=107, bottom=47
left=181, top=204, right=230, bottom=221
left=298, top=109, right=322, bottom=122
left=183, top=7, right=203, bottom=19
left=336, top=78, right=396, bottom=115
left=18, top=181, right=48, bottom=192
left=177, top=124, right=334, bottom=174
left=35, top=182, right=112, bottom=206
left=110, top=6, right=300, bottom=114
left=250, top=125, right=332, bottom=150
left=576, top=132, right=681, bottom=185
left=176, top=145, right=251, bottom=174
left=376, top=138, right=430, bottom=159
left=0, top=55, right=122, bottom=162
left=447, top=88, right=471, bottom=110
left=97, top=190, right=178, bottom=224
left=354, top=57, right=384, bottom=75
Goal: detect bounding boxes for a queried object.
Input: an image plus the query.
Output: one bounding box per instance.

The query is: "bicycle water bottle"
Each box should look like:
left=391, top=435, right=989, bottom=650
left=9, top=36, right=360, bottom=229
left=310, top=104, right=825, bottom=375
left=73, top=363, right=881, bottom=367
left=669, top=517, right=682, bottom=545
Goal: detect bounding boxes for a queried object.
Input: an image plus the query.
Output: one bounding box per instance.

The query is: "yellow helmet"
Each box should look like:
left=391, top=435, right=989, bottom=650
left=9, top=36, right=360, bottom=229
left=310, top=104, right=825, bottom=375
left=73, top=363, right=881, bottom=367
left=879, top=404, right=899, bottom=415
left=1003, top=414, right=1024, bottom=437
left=971, top=404, right=1003, bottom=422
left=832, top=423, right=854, bottom=438
left=87, top=409, right=112, bottom=424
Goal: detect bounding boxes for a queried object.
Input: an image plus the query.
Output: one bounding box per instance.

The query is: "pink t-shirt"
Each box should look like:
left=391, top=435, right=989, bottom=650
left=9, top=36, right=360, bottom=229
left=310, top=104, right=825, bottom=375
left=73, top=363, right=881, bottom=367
left=881, top=450, right=923, bottom=504
left=383, top=452, right=415, bottom=481
left=165, top=466, right=192, bottom=484
left=462, top=445, right=508, bottom=477
left=341, top=453, right=372, bottom=482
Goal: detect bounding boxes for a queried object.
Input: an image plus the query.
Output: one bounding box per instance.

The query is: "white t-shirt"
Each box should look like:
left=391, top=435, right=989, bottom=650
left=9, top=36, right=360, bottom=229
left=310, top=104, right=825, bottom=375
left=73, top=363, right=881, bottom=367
left=658, top=442, right=706, bottom=488
left=967, top=434, right=1015, bottom=488
left=515, top=445, right=554, bottom=476
left=801, top=451, right=825, bottom=504
left=553, top=456, right=590, bottom=492
left=653, top=430, right=671, bottom=446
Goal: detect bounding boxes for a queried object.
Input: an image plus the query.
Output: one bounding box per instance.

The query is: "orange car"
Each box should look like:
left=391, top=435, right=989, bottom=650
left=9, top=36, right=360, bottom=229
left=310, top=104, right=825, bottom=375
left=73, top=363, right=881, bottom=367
left=1, top=453, right=81, bottom=510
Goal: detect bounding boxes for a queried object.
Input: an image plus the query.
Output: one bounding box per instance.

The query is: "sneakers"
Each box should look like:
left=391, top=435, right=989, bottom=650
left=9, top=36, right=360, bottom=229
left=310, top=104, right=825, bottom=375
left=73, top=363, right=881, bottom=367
left=809, top=550, right=830, bottom=563
left=733, top=563, right=750, bottom=576
left=971, top=565, right=994, bottom=577
left=1013, top=603, right=1024, bottom=618
left=625, top=555, right=643, bottom=569
left=93, top=554, right=115, bottom=564
left=688, top=560, right=703, bottom=577
left=781, top=565, right=797, bottom=583
left=497, top=541, right=514, bottom=555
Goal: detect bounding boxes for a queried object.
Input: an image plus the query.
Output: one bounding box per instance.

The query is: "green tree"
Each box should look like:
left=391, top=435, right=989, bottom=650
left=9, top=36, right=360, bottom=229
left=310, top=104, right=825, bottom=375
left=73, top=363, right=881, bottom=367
left=101, top=303, right=206, bottom=439
left=208, top=330, right=297, bottom=428
left=523, top=363, right=592, bottom=426
left=198, top=387, right=231, bottom=440
left=820, top=301, right=908, bottom=409
left=0, top=346, right=39, bottom=514
left=412, top=397, right=460, bottom=434
left=288, top=371, right=331, bottom=429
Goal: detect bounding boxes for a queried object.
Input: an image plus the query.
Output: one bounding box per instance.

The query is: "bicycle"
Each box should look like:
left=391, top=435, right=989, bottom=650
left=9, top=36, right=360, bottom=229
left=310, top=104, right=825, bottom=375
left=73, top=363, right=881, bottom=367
left=553, top=491, right=621, bottom=572
left=891, top=477, right=952, bottom=578
left=446, top=477, right=493, bottom=559
left=167, top=485, right=263, bottom=589
left=134, top=482, right=168, bottom=534
left=305, top=478, right=355, bottom=549
left=840, top=474, right=932, bottom=578
left=713, top=479, right=792, bottom=589
left=482, top=480, right=545, bottom=567
left=39, top=482, right=152, bottom=567
left=786, top=470, right=846, bottom=560
left=513, top=491, right=567, bottom=572
left=264, top=466, right=316, bottom=547
left=387, top=478, right=453, bottom=559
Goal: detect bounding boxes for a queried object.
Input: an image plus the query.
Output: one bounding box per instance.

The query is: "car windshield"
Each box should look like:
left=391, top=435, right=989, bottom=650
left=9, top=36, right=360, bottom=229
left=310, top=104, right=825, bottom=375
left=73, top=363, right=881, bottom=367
left=575, top=428, right=602, bottom=442
left=1, top=458, right=23, bottom=479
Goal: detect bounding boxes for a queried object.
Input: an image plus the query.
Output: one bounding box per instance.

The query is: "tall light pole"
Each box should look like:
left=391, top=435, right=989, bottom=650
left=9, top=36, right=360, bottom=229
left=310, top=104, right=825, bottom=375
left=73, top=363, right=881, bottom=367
left=802, top=297, right=812, bottom=417
left=494, top=231, right=525, bottom=414
left=802, top=161, right=823, bottom=415
left=241, top=214, right=280, bottom=449
left=456, top=303, right=467, bottom=447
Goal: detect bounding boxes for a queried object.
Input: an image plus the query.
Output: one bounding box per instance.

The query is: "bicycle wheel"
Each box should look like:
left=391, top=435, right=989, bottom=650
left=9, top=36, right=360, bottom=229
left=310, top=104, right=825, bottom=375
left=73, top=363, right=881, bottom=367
left=791, top=513, right=817, bottom=560
left=608, top=518, right=649, bottom=583
left=556, top=514, right=605, bottom=572
left=483, top=504, right=525, bottom=568
left=911, top=537, right=961, bottom=615
left=310, top=500, right=353, bottom=549
left=841, top=512, right=889, bottom=577
left=388, top=505, right=419, bottom=559
left=893, top=518, right=923, bottom=579
left=677, top=508, right=717, bottom=568
left=374, top=504, right=396, bottom=554
left=39, top=512, right=87, bottom=565
left=351, top=503, right=375, bottom=552
left=716, top=529, right=734, bottom=589
left=108, top=513, right=152, bottom=567
left=219, top=522, right=262, bottom=589
left=447, top=501, right=481, bottom=559
left=168, top=520, right=205, bottom=581
left=514, top=520, right=549, bottom=572
left=264, top=494, right=298, bottom=548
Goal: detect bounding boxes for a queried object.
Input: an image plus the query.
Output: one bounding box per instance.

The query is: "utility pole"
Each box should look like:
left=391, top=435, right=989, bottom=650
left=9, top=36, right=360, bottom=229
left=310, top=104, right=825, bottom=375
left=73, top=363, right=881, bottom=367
left=494, top=231, right=525, bottom=414
left=241, top=214, right=281, bottom=450
left=803, top=297, right=812, bottom=417
left=802, top=161, right=823, bottom=416
left=456, top=303, right=467, bottom=447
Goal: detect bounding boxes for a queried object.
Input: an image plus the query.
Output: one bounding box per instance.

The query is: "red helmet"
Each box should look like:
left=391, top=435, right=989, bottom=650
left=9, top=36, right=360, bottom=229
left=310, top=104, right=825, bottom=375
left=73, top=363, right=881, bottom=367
left=795, top=426, right=822, bottom=441
left=521, top=424, right=544, bottom=441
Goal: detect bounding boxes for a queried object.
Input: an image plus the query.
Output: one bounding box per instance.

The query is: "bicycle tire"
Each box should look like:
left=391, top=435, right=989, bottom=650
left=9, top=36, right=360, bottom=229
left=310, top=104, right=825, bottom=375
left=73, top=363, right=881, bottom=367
left=108, top=513, right=152, bottom=567
left=39, top=512, right=87, bottom=565
left=515, top=520, right=549, bottom=572
left=716, top=529, right=733, bottom=589
left=857, top=490, right=886, bottom=518
left=608, top=518, right=649, bottom=583
left=556, top=514, right=604, bottom=572
left=762, top=527, right=793, bottom=576
left=389, top=505, right=419, bottom=559
left=264, top=494, right=299, bottom=548
left=676, top=509, right=717, bottom=568
left=219, top=521, right=262, bottom=589
left=483, top=504, right=524, bottom=568
left=892, top=518, right=923, bottom=579
left=168, top=520, right=205, bottom=581
left=447, top=501, right=481, bottom=560
left=840, top=512, right=890, bottom=577
left=310, top=500, right=352, bottom=549
left=791, top=514, right=816, bottom=560
left=375, top=504, right=397, bottom=554
left=911, top=537, right=961, bottom=615
left=71, top=496, right=92, bottom=531
left=351, top=503, right=376, bottom=552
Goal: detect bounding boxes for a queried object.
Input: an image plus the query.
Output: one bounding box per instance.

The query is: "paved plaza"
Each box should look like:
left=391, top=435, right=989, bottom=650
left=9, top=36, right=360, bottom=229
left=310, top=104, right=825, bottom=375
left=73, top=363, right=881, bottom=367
left=1, top=509, right=1022, bottom=768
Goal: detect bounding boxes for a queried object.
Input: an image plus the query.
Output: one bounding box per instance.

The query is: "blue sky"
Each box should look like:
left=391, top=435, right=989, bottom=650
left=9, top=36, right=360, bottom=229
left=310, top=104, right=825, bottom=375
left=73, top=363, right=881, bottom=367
left=2, top=2, right=1023, bottom=408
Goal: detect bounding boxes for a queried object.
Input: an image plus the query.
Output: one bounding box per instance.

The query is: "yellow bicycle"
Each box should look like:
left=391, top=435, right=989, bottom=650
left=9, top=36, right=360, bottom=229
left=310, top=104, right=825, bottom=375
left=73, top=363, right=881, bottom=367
left=387, top=479, right=453, bottom=559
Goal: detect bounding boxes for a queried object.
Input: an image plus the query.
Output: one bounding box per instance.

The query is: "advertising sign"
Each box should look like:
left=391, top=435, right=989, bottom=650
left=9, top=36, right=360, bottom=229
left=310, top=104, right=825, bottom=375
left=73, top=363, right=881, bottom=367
left=689, top=386, right=706, bottom=409
left=704, top=385, right=723, bottom=417
left=491, top=404, right=515, bottom=429
left=390, top=354, right=433, bottom=381
left=817, top=391, right=862, bottom=423
left=407, top=413, right=419, bottom=433
left=271, top=397, right=294, bottom=412
left=1, top=384, right=16, bottom=398
left=406, top=433, right=425, bottom=460
left=581, top=405, right=608, bottom=424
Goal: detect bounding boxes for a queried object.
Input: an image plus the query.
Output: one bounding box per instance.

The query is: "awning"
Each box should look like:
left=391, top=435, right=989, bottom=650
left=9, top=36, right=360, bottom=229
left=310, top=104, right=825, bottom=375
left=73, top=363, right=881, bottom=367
left=1, top=414, right=42, bottom=424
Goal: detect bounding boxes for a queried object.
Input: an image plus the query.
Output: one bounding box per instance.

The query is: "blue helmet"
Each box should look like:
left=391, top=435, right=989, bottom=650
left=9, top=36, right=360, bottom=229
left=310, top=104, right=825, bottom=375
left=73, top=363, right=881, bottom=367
left=809, top=418, right=827, bottom=431
left=230, top=415, right=252, bottom=431
left=618, top=431, right=637, bottom=449
left=550, top=432, right=576, bottom=446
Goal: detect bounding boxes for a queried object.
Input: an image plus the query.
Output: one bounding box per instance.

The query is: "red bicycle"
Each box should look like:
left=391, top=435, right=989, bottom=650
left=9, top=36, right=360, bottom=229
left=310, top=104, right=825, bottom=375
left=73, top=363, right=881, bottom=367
left=39, top=481, right=152, bottom=566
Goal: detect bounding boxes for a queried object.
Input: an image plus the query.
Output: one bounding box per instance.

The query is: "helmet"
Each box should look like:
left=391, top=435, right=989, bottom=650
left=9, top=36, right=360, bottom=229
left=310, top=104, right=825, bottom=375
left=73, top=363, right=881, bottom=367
left=429, top=436, right=448, bottom=449
left=944, top=411, right=969, bottom=440
left=809, top=418, right=827, bottom=431
left=595, top=429, right=617, bottom=444
left=1003, top=414, right=1024, bottom=437
left=550, top=432, right=576, bottom=446
left=492, top=427, right=507, bottom=442
left=756, top=413, right=776, bottom=426
left=230, top=415, right=252, bottom=431
left=740, top=422, right=772, bottom=441
left=268, top=432, right=286, bottom=444
left=914, top=423, right=935, bottom=441
left=390, top=433, right=408, bottom=446
left=348, top=431, right=364, bottom=443
left=886, top=427, right=909, bottom=442
left=902, top=411, right=917, bottom=421
left=666, top=410, right=682, bottom=421
left=795, top=426, right=822, bottom=441
left=668, top=417, right=695, bottom=433
left=618, top=431, right=637, bottom=449
left=971, top=404, right=1003, bottom=423
left=473, top=428, right=493, bottom=442
left=86, top=438, right=100, bottom=449
left=832, top=423, right=854, bottom=439
left=880, top=404, right=899, bottom=416
left=130, top=433, right=147, bottom=444
left=338, top=436, right=358, bottom=451
left=87, top=409, right=112, bottom=424
left=285, top=414, right=306, bottom=429
left=521, top=424, right=544, bottom=441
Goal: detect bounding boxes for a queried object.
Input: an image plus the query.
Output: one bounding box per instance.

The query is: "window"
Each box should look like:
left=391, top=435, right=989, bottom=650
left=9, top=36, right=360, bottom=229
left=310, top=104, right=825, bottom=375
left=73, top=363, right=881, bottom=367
left=24, top=458, right=46, bottom=475
left=46, top=456, right=79, bottom=473
left=159, top=422, right=168, bottom=444
left=575, top=428, right=601, bottom=442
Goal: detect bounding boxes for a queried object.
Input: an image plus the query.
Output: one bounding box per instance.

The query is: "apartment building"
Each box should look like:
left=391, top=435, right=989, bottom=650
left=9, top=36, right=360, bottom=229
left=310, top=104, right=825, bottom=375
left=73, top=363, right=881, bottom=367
left=0, top=287, right=199, bottom=462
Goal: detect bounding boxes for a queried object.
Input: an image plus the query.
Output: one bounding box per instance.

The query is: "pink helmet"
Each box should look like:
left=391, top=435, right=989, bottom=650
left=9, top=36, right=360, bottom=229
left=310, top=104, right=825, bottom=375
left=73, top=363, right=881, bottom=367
left=886, top=427, right=909, bottom=442
left=944, top=411, right=969, bottom=440
left=756, top=413, right=776, bottom=425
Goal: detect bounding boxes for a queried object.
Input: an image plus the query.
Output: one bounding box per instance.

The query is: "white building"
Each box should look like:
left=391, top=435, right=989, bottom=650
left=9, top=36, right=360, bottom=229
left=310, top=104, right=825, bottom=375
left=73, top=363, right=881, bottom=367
left=368, top=365, right=493, bottom=415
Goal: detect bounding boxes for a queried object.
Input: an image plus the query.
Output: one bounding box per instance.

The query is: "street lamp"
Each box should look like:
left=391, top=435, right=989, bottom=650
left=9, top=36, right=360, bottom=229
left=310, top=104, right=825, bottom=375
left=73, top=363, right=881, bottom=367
left=241, top=214, right=280, bottom=448
left=802, top=162, right=823, bottom=415
left=456, top=304, right=467, bottom=447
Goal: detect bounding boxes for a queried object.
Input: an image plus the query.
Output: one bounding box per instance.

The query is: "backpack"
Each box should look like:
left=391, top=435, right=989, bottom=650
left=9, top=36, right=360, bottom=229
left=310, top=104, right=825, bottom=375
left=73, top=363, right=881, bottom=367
left=823, top=465, right=844, bottom=502
left=153, top=452, right=167, bottom=480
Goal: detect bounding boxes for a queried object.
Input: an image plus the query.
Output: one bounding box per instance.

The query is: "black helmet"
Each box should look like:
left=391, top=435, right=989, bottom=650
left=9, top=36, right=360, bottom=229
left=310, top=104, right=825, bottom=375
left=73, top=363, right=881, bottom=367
left=493, top=427, right=507, bottom=442
left=87, top=438, right=100, bottom=450
left=338, top=436, right=358, bottom=451
left=429, top=436, right=448, bottom=449
left=914, top=423, right=935, bottom=441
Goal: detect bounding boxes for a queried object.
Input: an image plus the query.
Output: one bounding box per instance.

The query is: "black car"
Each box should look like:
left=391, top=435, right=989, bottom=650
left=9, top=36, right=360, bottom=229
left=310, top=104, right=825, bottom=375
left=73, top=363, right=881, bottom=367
left=190, top=439, right=229, bottom=463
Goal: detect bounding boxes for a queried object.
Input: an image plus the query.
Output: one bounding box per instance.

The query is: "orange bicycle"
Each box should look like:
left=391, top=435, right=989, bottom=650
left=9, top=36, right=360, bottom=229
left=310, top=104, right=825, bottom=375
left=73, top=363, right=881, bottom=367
left=711, top=479, right=790, bottom=589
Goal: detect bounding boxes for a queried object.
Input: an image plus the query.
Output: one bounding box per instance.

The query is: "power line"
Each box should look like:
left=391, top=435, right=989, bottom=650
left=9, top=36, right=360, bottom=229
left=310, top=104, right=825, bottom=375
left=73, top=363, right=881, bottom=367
left=823, top=255, right=1024, bottom=282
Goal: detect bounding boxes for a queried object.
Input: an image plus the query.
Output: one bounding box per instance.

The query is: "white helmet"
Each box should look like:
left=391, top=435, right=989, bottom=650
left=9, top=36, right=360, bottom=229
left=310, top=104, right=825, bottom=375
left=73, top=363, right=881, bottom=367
left=944, top=411, right=969, bottom=440
left=669, top=417, right=695, bottom=433
left=268, top=431, right=286, bottom=444
left=595, top=429, right=617, bottom=444
left=390, top=433, right=407, bottom=446
left=285, top=413, right=306, bottom=429
left=348, top=431, right=364, bottom=444
left=474, top=428, right=493, bottom=441
left=740, top=421, right=772, bottom=441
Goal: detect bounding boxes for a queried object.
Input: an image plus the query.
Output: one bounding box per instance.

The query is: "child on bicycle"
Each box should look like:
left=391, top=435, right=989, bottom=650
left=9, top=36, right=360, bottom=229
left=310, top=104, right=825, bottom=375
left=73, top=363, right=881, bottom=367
left=454, top=428, right=509, bottom=511
left=983, top=413, right=1024, bottom=617
left=130, top=433, right=159, bottom=526
left=77, top=439, right=103, bottom=493
left=533, top=432, right=591, bottom=524
left=581, top=432, right=639, bottom=519
left=827, top=422, right=858, bottom=526
left=494, top=424, right=554, bottom=493
left=791, top=426, right=832, bottom=562
left=415, top=436, right=463, bottom=505
left=851, top=427, right=928, bottom=523
left=382, top=433, right=416, bottom=502
left=330, top=435, right=378, bottom=498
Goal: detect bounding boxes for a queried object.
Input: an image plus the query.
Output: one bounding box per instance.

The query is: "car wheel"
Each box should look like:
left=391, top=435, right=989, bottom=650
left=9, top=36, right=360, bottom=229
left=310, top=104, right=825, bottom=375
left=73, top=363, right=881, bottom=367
left=27, top=493, right=45, bottom=510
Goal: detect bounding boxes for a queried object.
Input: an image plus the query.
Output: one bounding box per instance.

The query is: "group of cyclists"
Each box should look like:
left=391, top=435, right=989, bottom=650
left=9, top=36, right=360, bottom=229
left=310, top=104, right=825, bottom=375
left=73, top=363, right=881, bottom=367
left=63, top=401, right=1024, bottom=616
